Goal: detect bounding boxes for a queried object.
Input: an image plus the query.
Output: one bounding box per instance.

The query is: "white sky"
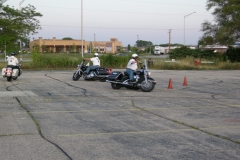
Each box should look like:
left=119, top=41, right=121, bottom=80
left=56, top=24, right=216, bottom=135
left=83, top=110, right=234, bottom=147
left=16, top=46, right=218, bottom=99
left=5, top=0, right=214, bottom=46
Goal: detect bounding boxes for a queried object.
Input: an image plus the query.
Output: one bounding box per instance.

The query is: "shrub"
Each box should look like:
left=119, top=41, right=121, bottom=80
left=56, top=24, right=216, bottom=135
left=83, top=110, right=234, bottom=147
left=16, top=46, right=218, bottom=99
left=224, top=46, right=240, bottom=62
left=31, top=53, right=80, bottom=68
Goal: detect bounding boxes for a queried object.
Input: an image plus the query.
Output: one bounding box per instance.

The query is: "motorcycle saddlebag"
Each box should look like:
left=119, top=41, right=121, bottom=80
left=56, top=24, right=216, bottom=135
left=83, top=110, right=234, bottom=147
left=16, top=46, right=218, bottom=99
left=107, top=71, right=123, bottom=81
left=98, top=68, right=110, bottom=75
left=2, top=68, right=6, bottom=76
left=12, top=69, right=19, bottom=77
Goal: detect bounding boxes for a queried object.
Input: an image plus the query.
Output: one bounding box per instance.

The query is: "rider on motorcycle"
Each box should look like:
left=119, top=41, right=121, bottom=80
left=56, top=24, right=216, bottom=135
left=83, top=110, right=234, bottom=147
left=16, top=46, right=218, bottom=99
left=83, top=53, right=100, bottom=75
left=7, top=52, right=21, bottom=76
left=126, top=53, right=139, bottom=83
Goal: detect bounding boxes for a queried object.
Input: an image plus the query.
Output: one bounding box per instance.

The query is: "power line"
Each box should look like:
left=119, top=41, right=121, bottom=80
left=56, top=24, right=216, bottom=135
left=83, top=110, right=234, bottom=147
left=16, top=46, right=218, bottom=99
left=4, top=1, right=209, bottom=17
left=89, top=0, right=205, bottom=7
left=40, top=24, right=200, bottom=30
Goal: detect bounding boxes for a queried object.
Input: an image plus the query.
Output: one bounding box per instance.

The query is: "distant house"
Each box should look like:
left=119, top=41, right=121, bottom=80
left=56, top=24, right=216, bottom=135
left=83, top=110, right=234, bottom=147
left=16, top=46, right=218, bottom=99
left=232, top=42, right=240, bottom=48
left=199, top=45, right=228, bottom=53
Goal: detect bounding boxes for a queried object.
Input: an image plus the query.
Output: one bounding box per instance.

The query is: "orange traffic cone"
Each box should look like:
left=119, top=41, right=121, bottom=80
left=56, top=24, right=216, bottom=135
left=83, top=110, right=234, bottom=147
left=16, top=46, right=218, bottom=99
left=168, top=78, right=173, bottom=89
left=183, top=76, right=188, bottom=86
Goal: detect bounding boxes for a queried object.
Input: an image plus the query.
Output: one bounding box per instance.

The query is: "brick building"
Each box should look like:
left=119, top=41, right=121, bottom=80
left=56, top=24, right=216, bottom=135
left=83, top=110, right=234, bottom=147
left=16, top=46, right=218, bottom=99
left=29, top=37, right=122, bottom=53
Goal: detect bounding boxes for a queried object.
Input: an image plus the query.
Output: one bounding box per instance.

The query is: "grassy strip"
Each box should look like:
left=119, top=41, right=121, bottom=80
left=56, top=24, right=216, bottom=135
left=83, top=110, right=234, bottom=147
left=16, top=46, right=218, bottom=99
left=1, top=53, right=240, bottom=70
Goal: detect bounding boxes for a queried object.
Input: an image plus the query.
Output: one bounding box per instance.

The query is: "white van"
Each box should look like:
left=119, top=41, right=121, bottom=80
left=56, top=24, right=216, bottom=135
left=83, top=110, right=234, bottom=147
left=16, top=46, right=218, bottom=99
left=154, top=46, right=165, bottom=55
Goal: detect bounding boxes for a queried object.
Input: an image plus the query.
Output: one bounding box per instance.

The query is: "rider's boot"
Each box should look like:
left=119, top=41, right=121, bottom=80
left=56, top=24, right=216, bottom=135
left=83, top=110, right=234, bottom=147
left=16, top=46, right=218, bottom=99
left=18, top=69, right=22, bottom=76
left=129, top=79, right=137, bottom=83
left=83, top=71, right=88, bottom=76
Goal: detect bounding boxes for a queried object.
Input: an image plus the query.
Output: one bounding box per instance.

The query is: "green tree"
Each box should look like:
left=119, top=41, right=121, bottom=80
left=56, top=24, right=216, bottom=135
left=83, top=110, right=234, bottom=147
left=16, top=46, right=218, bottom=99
left=71, top=43, right=76, bottom=53
left=198, top=36, right=214, bottom=46
left=0, top=1, right=42, bottom=52
left=62, top=37, right=73, bottom=40
left=201, top=0, right=240, bottom=45
left=127, top=44, right=131, bottom=51
left=41, top=43, right=46, bottom=52
left=136, top=40, right=153, bottom=47
left=157, top=43, right=183, bottom=47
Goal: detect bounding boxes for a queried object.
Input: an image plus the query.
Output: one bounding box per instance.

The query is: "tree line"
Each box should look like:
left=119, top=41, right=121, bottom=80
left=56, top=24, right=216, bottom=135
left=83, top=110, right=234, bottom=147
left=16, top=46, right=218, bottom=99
left=1, top=0, right=239, bottom=55
left=0, top=0, right=42, bottom=53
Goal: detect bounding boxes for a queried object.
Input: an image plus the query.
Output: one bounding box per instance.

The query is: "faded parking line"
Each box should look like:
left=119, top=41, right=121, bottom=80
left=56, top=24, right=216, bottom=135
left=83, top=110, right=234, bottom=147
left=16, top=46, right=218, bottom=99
left=58, top=126, right=240, bottom=137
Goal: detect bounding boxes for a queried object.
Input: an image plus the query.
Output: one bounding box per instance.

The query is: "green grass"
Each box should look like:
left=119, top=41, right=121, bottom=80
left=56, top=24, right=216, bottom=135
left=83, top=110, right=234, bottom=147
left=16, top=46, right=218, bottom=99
left=148, top=58, right=240, bottom=70
left=1, top=53, right=240, bottom=70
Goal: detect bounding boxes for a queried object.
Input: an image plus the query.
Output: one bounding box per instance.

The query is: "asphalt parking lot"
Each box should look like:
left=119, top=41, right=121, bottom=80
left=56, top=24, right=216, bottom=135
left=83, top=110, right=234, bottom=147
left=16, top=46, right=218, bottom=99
left=0, top=70, right=240, bottom=160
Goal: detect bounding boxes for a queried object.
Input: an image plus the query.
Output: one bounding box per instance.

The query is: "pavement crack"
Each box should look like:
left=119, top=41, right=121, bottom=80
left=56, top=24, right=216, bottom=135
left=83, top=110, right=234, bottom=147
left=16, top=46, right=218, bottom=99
left=45, top=74, right=88, bottom=96
left=7, top=81, right=37, bottom=102
left=15, top=97, right=73, bottom=160
left=130, top=99, right=240, bottom=145
left=0, top=133, right=35, bottom=137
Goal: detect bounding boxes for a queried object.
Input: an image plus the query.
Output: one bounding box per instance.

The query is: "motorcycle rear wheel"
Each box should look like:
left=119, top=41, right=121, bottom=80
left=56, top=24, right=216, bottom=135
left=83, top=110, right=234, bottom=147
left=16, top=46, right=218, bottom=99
left=111, top=83, right=121, bottom=89
left=72, top=72, right=81, bottom=81
left=99, top=78, right=106, bottom=82
left=7, top=77, right=12, bottom=82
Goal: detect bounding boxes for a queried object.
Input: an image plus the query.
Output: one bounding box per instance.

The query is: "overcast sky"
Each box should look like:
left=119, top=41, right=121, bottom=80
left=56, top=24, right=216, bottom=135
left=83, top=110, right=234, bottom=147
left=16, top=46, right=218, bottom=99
left=5, top=0, right=214, bottom=46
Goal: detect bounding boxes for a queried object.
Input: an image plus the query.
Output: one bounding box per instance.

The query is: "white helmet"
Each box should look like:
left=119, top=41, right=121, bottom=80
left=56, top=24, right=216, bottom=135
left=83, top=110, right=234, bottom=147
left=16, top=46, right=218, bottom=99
left=132, top=53, right=138, bottom=58
left=94, top=53, right=99, bottom=57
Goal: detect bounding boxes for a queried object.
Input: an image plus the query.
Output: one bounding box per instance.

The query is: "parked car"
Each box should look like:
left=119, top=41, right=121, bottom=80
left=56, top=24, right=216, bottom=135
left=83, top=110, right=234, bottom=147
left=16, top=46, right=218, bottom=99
left=116, top=53, right=127, bottom=56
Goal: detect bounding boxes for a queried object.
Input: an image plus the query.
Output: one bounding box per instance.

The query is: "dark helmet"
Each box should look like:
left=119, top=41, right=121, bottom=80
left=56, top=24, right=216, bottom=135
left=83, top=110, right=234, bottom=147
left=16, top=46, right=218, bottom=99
left=11, top=52, right=16, bottom=56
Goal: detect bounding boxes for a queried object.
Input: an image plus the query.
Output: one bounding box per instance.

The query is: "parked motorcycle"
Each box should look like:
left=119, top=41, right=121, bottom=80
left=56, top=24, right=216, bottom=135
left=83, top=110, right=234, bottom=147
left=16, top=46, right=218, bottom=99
left=2, top=64, right=22, bottom=82
left=72, top=61, right=112, bottom=82
left=106, top=60, right=156, bottom=92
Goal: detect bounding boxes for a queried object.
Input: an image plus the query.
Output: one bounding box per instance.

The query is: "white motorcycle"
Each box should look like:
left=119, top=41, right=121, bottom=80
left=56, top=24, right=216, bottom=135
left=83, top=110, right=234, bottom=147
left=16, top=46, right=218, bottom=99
left=2, top=64, right=22, bottom=82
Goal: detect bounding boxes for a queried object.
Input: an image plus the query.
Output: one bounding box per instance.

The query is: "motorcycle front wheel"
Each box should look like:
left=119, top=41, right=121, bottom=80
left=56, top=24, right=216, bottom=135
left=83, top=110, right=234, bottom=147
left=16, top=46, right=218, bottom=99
left=72, top=72, right=81, bottom=81
left=140, top=79, right=155, bottom=92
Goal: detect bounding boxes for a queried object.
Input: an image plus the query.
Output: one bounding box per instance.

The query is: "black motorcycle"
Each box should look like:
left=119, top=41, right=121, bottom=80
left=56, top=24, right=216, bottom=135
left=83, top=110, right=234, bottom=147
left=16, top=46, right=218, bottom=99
left=106, top=62, right=156, bottom=92
left=72, top=61, right=112, bottom=82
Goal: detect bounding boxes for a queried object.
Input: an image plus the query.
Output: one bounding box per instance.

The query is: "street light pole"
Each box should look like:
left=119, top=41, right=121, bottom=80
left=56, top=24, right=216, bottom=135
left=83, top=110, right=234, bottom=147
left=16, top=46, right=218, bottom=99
left=137, top=35, right=139, bottom=48
left=4, top=43, right=6, bottom=62
left=184, top=12, right=196, bottom=45
left=19, top=0, right=25, bottom=61
left=81, top=0, right=83, bottom=58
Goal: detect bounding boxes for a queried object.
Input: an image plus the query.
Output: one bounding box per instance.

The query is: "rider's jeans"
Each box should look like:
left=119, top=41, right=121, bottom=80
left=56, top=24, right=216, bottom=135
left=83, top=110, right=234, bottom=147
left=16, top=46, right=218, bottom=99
left=126, top=68, right=134, bottom=81
left=85, top=65, right=100, bottom=74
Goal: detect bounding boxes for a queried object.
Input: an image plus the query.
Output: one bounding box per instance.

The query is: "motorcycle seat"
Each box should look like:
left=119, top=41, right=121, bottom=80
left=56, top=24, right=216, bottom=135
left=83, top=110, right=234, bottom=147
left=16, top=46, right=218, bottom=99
left=124, top=71, right=128, bottom=76
left=7, top=65, right=14, bottom=68
left=124, top=71, right=137, bottom=76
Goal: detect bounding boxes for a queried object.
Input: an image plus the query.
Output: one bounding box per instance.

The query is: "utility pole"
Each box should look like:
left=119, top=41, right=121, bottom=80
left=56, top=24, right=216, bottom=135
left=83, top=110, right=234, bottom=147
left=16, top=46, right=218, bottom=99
left=1, top=0, right=7, bottom=61
left=19, top=0, right=25, bottom=61
left=94, top=33, right=96, bottom=53
left=168, top=29, right=172, bottom=53
left=184, top=12, right=196, bottom=45
left=81, top=0, right=83, bottom=57
left=5, top=43, right=6, bottom=62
